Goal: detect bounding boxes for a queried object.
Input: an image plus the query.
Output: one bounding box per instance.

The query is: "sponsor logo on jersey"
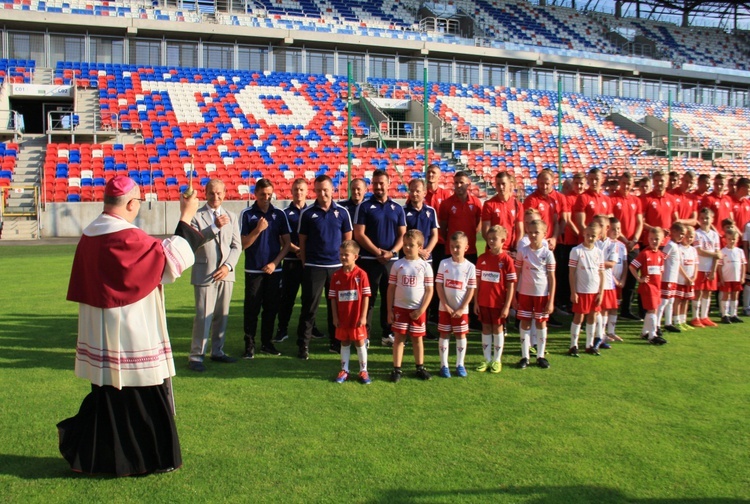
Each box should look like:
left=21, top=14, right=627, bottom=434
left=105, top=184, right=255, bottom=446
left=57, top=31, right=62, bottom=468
left=445, top=279, right=463, bottom=289
left=338, top=290, right=359, bottom=302
left=481, top=271, right=501, bottom=283
left=401, top=275, right=417, bottom=286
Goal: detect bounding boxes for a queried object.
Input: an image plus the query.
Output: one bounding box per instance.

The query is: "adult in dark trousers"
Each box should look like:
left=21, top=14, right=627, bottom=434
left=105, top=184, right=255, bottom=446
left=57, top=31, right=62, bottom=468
left=610, top=172, right=644, bottom=320
left=297, top=175, right=353, bottom=358
left=240, top=178, right=290, bottom=358
left=354, top=169, right=406, bottom=347
left=425, top=163, right=453, bottom=326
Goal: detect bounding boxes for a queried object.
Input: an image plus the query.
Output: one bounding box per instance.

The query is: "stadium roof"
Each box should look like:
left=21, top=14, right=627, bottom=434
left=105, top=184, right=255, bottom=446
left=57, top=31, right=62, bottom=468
left=547, top=0, right=750, bottom=29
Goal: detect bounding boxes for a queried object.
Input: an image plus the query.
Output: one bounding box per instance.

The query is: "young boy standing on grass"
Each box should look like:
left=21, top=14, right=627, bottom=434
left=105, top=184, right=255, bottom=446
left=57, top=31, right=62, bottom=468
left=515, top=219, right=555, bottom=369
left=676, top=227, right=698, bottom=331
left=630, top=227, right=668, bottom=345
left=657, top=223, right=686, bottom=334
left=605, top=218, right=627, bottom=343
left=436, top=231, right=477, bottom=378
left=692, top=208, right=721, bottom=328
left=387, top=229, right=434, bottom=383
left=717, top=227, right=747, bottom=324
left=474, top=225, right=517, bottom=373
left=568, top=223, right=605, bottom=357
left=330, top=240, right=372, bottom=384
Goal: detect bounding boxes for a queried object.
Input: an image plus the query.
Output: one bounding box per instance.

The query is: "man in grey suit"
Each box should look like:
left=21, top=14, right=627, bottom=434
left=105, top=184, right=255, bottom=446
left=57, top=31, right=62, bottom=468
left=187, top=179, right=242, bottom=372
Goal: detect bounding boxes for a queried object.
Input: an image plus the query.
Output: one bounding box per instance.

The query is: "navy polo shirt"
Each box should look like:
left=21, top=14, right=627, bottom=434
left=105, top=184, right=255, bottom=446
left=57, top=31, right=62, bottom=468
left=283, top=201, right=307, bottom=261
left=298, top=200, right=352, bottom=267
left=240, top=202, right=291, bottom=273
left=403, top=202, right=439, bottom=260
left=338, top=198, right=360, bottom=222
left=354, top=197, right=407, bottom=260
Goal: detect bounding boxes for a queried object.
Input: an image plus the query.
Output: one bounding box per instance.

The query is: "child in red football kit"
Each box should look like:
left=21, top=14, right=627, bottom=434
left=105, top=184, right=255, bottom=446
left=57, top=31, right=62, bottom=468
left=330, top=240, right=372, bottom=384
left=630, top=227, right=668, bottom=345
left=473, top=225, right=517, bottom=373
left=568, top=222, right=605, bottom=357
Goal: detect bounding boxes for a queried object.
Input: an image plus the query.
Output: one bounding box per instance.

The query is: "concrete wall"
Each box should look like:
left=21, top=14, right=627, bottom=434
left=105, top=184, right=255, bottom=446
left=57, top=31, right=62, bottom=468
left=41, top=200, right=255, bottom=237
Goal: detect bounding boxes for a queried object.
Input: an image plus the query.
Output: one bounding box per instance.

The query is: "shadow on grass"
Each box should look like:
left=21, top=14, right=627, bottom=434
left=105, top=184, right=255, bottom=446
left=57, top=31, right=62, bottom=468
left=0, top=313, right=78, bottom=370
left=0, top=454, right=74, bottom=479
left=364, top=486, right=749, bottom=503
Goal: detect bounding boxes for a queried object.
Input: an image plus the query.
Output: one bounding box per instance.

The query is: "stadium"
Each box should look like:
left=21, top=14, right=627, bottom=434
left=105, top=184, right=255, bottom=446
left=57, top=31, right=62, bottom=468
left=1, top=0, right=749, bottom=501
left=0, top=0, right=749, bottom=236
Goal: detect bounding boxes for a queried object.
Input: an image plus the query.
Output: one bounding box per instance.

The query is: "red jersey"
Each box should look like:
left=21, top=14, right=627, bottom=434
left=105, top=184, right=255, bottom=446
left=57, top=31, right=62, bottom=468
left=560, top=192, right=581, bottom=245
left=669, top=188, right=697, bottom=221
left=523, top=190, right=563, bottom=239
left=692, top=190, right=709, bottom=209
left=475, top=250, right=517, bottom=308
left=426, top=186, right=453, bottom=244
left=328, top=266, right=371, bottom=328
left=572, top=189, right=612, bottom=227
left=640, top=191, right=678, bottom=246
left=439, top=194, right=482, bottom=255
left=610, top=192, right=642, bottom=241
left=732, top=196, right=750, bottom=234
left=700, top=193, right=734, bottom=232
left=481, top=195, right=523, bottom=251
left=631, top=247, right=665, bottom=306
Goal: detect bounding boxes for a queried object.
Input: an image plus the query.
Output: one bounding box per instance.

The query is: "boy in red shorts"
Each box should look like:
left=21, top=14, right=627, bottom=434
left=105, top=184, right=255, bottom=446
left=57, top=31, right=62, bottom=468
left=630, top=227, right=668, bottom=345
left=386, top=229, right=434, bottom=382
left=569, top=222, right=605, bottom=357
left=436, top=231, right=477, bottom=378
left=718, top=227, right=747, bottom=324
left=330, top=240, right=372, bottom=384
left=474, top=225, right=517, bottom=373
left=515, top=219, right=555, bottom=369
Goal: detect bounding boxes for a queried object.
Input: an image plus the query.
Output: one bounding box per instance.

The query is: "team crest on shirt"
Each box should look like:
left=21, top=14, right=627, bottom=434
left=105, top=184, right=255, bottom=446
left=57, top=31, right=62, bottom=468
left=666, top=201, right=671, bottom=208
left=451, top=206, right=458, bottom=214
left=469, top=204, right=475, bottom=211
left=616, top=202, right=622, bottom=209
left=355, top=277, right=360, bottom=284
left=426, top=211, right=431, bottom=218
left=651, top=201, right=658, bottom=209
left=511, top=209, right=516, bottom=216
left=724, top=201, right=731, bottom=208
left=588, top=201, right=595, bottom=208
left=631, top=203, right=636, bottom=210
left=272, top=213, right=277, bottom=220
left=602, top=201, right=608, bottom=209
left=334, top=210, right=339, bottom=218
left=391, top=203, right=396, bottom=210
left=539, top=203, right=545, bottom=212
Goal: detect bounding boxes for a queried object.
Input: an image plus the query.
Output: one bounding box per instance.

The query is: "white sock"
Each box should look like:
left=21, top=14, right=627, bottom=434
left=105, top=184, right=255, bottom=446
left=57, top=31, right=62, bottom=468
left=731, top=299, right=739, bottom=317
left=537, top=328, right=547, bottom=358
left=642, top=313, right=652, bottom=336
left=340, top=345, right=351, bottom=372
left=493, top=332, right=504, bottom=362
left=530, top=321, right=538, bottom=347
left=601, top=312, right=609, bottom=336
left=439, top=338, right=450, bottom=367
left=520, top=328, right=530, bottom=360
left=595, top=312, right=604, bottom=341
left=607, top=313, right=618, bottom=334
left=722, top=299, right=730, bottom=316
left=456, top=338, right=467, bottom=367
left=701, top=296, right=711, bottom=319
left=692, top=299, right=701, bottom=320
left=585, top=323, right=595, bottom=349
left=481, top=333, right=492, bottom=362
left=570, top=322, right=581, bottom=348
left=665, top=298, right=674, bottom=326
left=356, top=344, right=367, bottom=372
left=657, top=298, right=668, bottom=327
left=647, top=313, right=658, bottom=338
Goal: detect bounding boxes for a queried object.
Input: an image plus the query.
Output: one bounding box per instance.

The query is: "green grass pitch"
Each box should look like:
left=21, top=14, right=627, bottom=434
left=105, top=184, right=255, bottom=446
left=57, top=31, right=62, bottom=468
left=0, top=244, right=748, bottom=503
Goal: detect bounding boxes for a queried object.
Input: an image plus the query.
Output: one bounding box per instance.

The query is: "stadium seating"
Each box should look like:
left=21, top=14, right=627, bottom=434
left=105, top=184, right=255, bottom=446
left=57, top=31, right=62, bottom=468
left=0, top=58, right=35, bottom=84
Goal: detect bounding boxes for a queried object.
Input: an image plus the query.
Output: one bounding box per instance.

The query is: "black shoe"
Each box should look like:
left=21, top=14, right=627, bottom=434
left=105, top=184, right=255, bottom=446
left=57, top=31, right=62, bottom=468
left=415, top=367, right=432, bottom=380
left=311, top=327, right=326, bottom=339
left=260, top=345, right=282, bottom=356
left=641, top=333, right=650, bottom=340
left=210, top=354, right=237, bottom=363
left=721, top=316, right=733, bottom=324
left=297, top=347, right=309, bottom=360
left=568, top=346, right=579, bottom=357
left=585, top=347, right=600, bottom=356
left=664, top=324, right=682, bottom=333
left=243, top=335, right=254, bottom=359
left=655, top=336, right=668, bottom=345
left=547, top=317, right=563, bottom=328
left=273, top=329, right=288, bottom=343
left=188, top=361, right=206, bottom=372
left=537, top=357, right=550, bottom=369
left=518, top=357, right=528, bottom=369
left=329, top=342, right=341, bottom=354
left=730, top=316, right=744, bottom=323
left=656, top=327, right=663, bottom=336
left=390, top=369, right=403, bottom=383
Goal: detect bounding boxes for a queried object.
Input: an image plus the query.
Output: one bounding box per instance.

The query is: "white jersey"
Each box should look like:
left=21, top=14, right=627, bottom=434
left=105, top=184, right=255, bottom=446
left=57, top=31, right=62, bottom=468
left=662, top=241, right=682, bottom=284
left=515, top=243, right=556, bottom=296
left=389, top=258, right=434, bottom=310
left=599, top=238, right=622, bottom=291
left=677, top=244, right=698, bottom=286
left=694, top=228, right=720, bottom=272
left=569, top=244, right=604, bottom=294
left=610, top=240, right=628, bottom=288
left=436, top=258, right=477, bottom=315
left=719, top=247, right=746, bottom=283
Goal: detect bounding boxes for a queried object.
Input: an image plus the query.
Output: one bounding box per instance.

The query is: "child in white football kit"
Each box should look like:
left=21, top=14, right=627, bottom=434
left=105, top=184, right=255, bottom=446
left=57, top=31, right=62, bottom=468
left=436, top=231, right=477, bottom=378
left=594, top=215, right=618, bottom=350
left=717, top=227, right=747, bottom=324
left=605, top=218, right=627, bottom=342
left=676, top=227, right=698, bottom=331
left=386, top=229, right=434, bottom=382
left=692, top=208, right=721, bottom=327
left=657, top=223, right=686, bottom=334
left=515, top=219, right=555, bottom=369
left=568, top=222, right=605, bottom=357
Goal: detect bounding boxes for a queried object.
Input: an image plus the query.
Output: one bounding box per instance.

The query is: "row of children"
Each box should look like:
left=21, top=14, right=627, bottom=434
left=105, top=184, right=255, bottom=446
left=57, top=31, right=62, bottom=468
left=328, top=206, right=746, bottom=384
